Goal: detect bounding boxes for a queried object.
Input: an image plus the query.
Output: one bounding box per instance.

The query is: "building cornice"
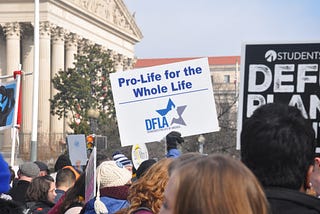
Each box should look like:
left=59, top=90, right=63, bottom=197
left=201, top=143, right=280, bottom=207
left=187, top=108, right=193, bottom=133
left=54, top=0, right=143, bottom=44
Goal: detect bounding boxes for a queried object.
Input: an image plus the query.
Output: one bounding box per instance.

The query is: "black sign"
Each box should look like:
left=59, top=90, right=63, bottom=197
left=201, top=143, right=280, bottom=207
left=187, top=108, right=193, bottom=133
left=237, top=42, right=320, bottom=149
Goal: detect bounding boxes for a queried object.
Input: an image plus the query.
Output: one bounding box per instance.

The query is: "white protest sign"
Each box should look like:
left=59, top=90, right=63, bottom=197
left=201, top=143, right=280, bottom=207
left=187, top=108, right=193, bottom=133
left=110, top=58, right=219, bottom=147
left=131, top=143, right=149, bottom=170
left=67, top=134, right=87, bottom=165
left=237, top=42, right=320, bottom=150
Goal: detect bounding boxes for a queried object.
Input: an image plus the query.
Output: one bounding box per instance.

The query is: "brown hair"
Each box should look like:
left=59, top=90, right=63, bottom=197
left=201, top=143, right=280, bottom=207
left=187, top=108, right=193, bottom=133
left=26, top=175, right=54, bottom=202
left=123, top=158, right=173, bottom=214
left=168, top=152, right=204, bottom=176
left=172, top=154, right=269, bottom=214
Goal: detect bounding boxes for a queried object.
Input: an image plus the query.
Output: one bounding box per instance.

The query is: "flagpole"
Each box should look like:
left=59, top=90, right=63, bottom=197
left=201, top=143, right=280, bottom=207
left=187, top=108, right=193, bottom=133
left=31, top=0, right=39, bottom=161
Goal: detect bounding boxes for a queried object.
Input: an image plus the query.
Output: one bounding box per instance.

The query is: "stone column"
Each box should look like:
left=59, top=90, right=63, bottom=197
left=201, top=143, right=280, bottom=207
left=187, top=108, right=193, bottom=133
left=21, top=24, right=34, bottom=154
left=3, top=22, right=21, bottom=75
left=64, top=33, right=78, bottom=134
left=2, top=22, right=21, bottom=153
left=50, top=27, right=65, bottom=143
left=38, top=22, right=51, bottom=149
left=0, top=31, right=6, bottom=76
left=65, top=33, right=78, bottom=69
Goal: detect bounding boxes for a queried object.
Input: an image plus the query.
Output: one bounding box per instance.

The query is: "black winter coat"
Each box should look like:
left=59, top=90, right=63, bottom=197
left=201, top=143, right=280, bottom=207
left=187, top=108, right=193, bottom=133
left=266, top=187, right=320, bottom=214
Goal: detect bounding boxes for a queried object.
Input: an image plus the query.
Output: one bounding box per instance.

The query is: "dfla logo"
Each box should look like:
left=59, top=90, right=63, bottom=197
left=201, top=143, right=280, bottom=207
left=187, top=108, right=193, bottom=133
left=145, top=98, right=187, bottom=132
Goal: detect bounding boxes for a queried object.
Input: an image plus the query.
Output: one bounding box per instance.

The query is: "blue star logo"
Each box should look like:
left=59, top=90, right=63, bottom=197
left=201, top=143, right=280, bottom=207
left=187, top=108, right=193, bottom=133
left=156, top=98, right=187, bottom=126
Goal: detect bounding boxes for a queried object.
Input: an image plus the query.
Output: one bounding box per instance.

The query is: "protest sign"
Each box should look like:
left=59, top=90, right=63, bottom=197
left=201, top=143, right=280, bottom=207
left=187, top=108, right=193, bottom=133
left=0, top=80, right=17, bottom=130
left=85, top=147, right=96, bottom=203
left=67, top=134, right=87, bottom=165
left=131, top=143, right=149, bottom=170
left=237, top=42, right=320, bottom=150
left=110, top=58, right=219, bottom=146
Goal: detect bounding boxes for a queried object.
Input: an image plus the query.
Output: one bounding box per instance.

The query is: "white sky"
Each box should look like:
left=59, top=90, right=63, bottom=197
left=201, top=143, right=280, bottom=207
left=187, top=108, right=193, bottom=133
left=124, top=0, right=320, bottom=58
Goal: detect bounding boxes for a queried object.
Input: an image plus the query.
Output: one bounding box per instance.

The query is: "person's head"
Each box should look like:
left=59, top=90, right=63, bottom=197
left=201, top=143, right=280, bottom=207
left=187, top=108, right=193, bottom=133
left=112, top=151, right=133, bottom=172
left=54, top=154, right=72, bottom=172
left=126, top=158, right=173, bottom=214
left=94, top=160, right=132, bottom=213
left=18, top=162, right=40, bottom=181
left=0, top=154, right=11, bottom=193
left=34, top=161, right=49, bottom=176
left=241, top=103, right=316, bottom=190
left=55, top=167, right=77, bottom=191
left=160, top=154, right=269, bottom=214
left=135, top=159, right=157, bottom=179
left=59, top=173, right=86, bottom=213
left=96, top=160, right=132, bottom=190
left=26, top=175, right=56, bottom=203
left=168, top=152, right=203, bottom=176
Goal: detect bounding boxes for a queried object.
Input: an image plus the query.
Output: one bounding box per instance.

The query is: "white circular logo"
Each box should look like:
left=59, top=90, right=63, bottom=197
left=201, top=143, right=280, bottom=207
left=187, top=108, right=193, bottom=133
left=131, top=143, right=149, bottom=169
left=265, top=50, right=277, bottom=62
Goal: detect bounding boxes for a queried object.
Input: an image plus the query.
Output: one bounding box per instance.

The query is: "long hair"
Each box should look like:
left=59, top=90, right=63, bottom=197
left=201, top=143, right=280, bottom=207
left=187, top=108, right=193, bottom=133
left=172, top=154, right=269, bottom=214
left=125, top=158, right=173, bottom=214
left=26, top=175, right=54, bottom=202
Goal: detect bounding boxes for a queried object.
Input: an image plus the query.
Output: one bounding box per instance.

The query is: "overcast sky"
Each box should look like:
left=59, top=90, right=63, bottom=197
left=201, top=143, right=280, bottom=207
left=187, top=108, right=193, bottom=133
left=124, top=0, right=320, bottom=59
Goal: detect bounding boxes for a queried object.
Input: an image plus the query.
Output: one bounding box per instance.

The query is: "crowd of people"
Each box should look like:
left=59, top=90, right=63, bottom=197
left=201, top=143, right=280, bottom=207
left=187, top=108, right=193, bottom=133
left=1, top=103, right=320, bottom=213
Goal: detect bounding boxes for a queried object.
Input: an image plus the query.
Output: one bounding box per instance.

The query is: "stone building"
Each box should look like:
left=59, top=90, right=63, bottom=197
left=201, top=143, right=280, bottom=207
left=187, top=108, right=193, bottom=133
left=0, top=0, right=142, bottom=163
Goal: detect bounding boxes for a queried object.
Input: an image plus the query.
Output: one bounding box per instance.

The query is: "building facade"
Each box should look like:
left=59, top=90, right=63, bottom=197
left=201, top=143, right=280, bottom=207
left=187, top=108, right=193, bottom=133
left=0, top=0, right=142, bottom=163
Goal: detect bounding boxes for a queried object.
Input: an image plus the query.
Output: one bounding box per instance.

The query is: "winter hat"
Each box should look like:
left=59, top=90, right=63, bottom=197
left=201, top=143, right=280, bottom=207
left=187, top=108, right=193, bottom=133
left=19, top=162, right=40, bottom=178
left=97, top=160, right=132, bottom=188
left=94, top=160, right=132, bottom=214
left=136, top=159, right=157, bottom=179
left=0, top=154, right=10, bottom=193
left=34, top=161, right=49, bottom=173
left=112, top=151, right=133, bottom=168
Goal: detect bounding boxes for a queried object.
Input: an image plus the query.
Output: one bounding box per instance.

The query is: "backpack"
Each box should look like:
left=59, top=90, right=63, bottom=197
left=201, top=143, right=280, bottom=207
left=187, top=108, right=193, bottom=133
left=23, top=201, right=50, bottom=214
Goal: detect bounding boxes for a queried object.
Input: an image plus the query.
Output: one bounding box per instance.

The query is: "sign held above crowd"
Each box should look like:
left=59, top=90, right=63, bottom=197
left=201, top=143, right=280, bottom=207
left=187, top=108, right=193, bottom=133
left=110, top=58, right=220, bottom=147
left=237, top=42, right=320, bottom=150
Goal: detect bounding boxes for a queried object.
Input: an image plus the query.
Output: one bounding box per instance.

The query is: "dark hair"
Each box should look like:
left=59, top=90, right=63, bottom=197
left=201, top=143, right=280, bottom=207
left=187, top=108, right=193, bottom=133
left=59, top=173, right=85, bottom=213
left=136, top=159, right=157, bottom=179
left=56, top=168, right=76, bottom=188
left=0, top=198, right=24, bottom=214
left=54, top=154, right=72, bottom=172
left=241, top=103, right=315, bottom=190
left=26, top=175, right=54, bottom=202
